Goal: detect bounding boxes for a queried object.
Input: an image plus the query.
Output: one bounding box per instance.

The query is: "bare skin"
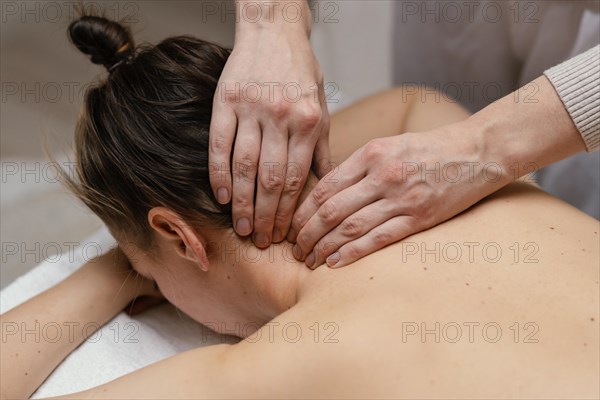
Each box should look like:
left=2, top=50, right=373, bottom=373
left=1, top=89, right=598, bottom=399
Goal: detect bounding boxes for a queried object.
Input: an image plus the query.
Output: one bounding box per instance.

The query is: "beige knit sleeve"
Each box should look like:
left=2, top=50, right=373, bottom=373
left=544, top=45, right=600, bottom=152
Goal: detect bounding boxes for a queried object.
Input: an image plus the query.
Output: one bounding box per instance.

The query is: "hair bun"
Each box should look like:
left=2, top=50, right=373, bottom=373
left=68, top=16, right=134, bottom=72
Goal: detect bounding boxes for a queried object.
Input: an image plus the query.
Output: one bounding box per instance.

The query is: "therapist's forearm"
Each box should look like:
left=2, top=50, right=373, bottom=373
left=0, top=251, right=139, bottom=400
left=234, top=0, right=311, bottom=39
left=468, top=75, right=587, bottom=180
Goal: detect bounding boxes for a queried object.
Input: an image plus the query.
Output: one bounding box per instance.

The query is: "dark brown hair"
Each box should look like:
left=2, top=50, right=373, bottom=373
left=66, top=15, right=232, bottom=247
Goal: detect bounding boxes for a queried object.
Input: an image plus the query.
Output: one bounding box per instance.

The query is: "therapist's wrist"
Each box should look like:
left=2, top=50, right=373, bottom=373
left=458, top=113, right=517, bottom=190
left=440, top=117, right=518, bottom=192
left=234, top=0, right=312, bottom=39
left=468, top=76, right=586, bottom=184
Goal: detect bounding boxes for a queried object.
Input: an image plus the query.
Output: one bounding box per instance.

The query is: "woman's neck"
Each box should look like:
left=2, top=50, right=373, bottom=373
left=221, top=172, right=320, bottom=323
left=233, top=239, right=311, bottom=320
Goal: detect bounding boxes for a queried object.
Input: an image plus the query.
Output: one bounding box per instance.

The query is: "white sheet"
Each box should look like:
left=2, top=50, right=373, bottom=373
left=0, top=226, right=237, bottom=398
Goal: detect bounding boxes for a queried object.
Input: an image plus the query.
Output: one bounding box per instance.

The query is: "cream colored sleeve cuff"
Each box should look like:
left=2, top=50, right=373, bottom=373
left=544, top=45, right=600, bottom=152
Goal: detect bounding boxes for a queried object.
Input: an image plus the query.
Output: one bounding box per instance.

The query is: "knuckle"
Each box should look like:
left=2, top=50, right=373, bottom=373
left=408, top=189, right=435, bottom=223
left=296, top=231, right=310, bottom=248
left=371, top=229, right=393, bottom=247
left=296, top=104, right=322, bottom=131
left=313, top=244, right=327, bottom=262
left=234, top=158, right=258, bottom=181
left=291, top=213, right=305, bottom=231
left=311, top=182, right=330, bottom=205
left=268, top=98, right=291, bottom=120
left=222, top=90, right=240, bottom=104
left=317, top=201, right=338, bottom=225
left=363, top=139, right=384, bottom=161
left=283, top=173, right=303, bottom=196
left=379, top=161, right=403, bottom=184
left=318, top=240, right=338, bottom=257
left=259, top=173, right=285, bottom=192
left=232, top=194, right=252, bottom=211
left=211, top=136, right=229, bottom=153
left=235, top=153, right=255, bottom=167
left=340, top=216, right=365, bottom=237
left=405, top=216, right=420, bottom=232
left=415, top=203, right=435, bottom=225
left=274, top=209, right=291, bottom=226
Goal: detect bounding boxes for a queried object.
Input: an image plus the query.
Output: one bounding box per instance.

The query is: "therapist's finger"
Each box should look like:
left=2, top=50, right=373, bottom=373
left=293, top=178, right=380, bottom=261
left=271, top=137, right=314, bottom=243
left=313, top=107, right=332, bottom=179
left=288, top=154, right=366, bottom=243
left=304, top=199, right=397, bottom=269
left=231, top=119, right=261, bottom=236
left=326, top=216, right=417, bottom=269
left=208, top=101, right=237, bottom=205
left=252, top=124, right=288, bottom=248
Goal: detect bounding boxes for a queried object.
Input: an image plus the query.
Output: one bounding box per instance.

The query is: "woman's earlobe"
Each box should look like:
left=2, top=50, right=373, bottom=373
left=184, top=243, right=209, bottom=272
left=173, top=237, right=209, bottom=272
left=176, top=226, right=210, bottom=271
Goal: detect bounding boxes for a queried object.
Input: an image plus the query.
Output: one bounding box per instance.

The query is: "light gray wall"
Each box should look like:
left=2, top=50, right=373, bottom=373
left=311, top=0, right=393, bottom=104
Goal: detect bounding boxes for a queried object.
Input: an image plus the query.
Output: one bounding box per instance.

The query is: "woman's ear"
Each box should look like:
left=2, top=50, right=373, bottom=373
left=147, top=207, right=209, bottom=272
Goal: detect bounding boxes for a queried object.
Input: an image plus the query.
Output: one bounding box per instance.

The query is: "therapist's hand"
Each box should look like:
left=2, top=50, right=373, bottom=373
left=288, top=126, right=510, bottom=269
left=209, top=0, right=331, bottom=248
left=288, top=75, right=588, bottom=269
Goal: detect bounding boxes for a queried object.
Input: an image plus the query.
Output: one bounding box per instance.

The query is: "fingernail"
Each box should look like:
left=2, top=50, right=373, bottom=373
left=254, top=232, right=270, bottom=248
left=236, top=218, right=252, bottom=236
left=293, top=244, right=302, bottom=260
left=272, top=228, right=283, bottom=243
left=306, top=251, right=315, bottom=268
left=287, top=228, right=297, bottom=242
left=326, top=252, right=340, bottom=268
left=217, top=187, right=229, bottom=204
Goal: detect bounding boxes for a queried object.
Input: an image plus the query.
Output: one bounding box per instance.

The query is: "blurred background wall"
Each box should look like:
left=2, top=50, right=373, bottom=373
left=0, top=0, right=393, bottom=288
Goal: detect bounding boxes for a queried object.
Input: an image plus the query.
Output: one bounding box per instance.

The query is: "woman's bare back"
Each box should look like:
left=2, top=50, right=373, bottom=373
left=229, top=182, right=599, bottom=399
